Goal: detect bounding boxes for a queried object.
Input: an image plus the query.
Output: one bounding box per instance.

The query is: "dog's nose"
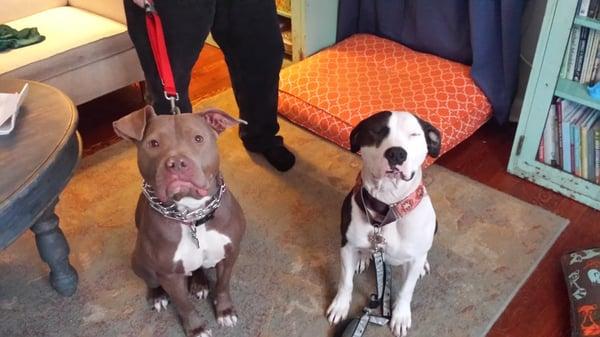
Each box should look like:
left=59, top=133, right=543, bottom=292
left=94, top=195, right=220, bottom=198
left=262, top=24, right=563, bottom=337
left=384, top=147, right=407, bottom=166
left=165, top=155, right=190, bottom=172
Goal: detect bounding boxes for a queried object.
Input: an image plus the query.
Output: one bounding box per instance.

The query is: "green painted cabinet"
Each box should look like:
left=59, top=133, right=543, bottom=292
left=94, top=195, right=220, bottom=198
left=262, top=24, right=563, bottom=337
left=508, top=0, right=600, bottom=210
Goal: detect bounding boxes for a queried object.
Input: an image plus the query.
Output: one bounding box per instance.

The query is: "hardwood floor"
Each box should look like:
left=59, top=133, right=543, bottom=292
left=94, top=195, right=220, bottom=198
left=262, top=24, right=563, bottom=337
left=77, top=45, right=599, bottom=337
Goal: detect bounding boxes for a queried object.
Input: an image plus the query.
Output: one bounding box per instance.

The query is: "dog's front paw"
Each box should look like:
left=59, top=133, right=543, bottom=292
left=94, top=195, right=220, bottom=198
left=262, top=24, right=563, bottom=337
left=148, top=287, right=169, bottom=312
left=419, top=260, right=430, bottom=279
left=326, top=292, right=351, bottom=325
left=194, top=288, right=209, bottom=300
left=390, top=304, right=412, bottom=337
left=187, top=327, right=212, bottom=337
left=190, top=269, right=210, bottom=300
left=217, top=308, right=238, bottom=328
left=356, top=253, right=371, bottom=274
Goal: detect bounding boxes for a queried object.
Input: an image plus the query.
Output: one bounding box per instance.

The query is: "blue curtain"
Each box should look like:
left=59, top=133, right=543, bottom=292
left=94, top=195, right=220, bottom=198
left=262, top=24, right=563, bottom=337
left=337, top=0, right=526, bottom=124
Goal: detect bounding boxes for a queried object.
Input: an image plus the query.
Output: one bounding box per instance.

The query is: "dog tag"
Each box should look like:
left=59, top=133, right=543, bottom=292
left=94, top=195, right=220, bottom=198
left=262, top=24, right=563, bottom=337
left=189, top=225, right=200, bottom=249
left=368, top=230, right=386, bottom=252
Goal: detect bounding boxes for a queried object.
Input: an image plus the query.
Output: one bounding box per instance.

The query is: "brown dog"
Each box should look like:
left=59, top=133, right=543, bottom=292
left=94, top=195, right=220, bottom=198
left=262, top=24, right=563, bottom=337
left=113, top=106, right=246, bottom=337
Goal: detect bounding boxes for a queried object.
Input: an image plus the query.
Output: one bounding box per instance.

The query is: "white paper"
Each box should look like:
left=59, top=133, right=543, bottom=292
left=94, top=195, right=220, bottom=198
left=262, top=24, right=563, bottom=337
left=0, top=83, right=29, bottom=135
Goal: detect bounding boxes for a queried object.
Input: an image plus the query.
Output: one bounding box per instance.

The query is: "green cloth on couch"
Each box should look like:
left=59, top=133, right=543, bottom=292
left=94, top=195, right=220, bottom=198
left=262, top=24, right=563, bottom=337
left=0, top=24, right=45, bottom=52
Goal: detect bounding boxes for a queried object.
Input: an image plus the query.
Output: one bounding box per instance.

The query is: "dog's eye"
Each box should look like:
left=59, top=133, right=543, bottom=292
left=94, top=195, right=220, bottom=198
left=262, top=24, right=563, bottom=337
left=195, top=135, right=204, bottom=143
left=149, top=139, right=160, bottom=148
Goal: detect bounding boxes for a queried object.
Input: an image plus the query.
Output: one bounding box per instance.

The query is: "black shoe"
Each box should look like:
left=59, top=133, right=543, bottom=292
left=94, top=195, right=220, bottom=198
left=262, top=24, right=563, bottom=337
left=258, top=145, right=295, bottom=172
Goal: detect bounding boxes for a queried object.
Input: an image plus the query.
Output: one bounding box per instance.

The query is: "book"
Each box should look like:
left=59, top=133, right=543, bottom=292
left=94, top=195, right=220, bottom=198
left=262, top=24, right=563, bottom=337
left=567, top=27, right=582, bottom=80
left=562, top=101, right=579, bottom=173
left=572, top=108, right=592, bottom=176
left=561, top=34, right=573, bottom=79
left=580, top=109, right=598, bottom=178
left=580, top=0, right=591, bottom=16
left=584, top=31, right=600, bottom=83
left=543, top=103, right=559, bottom=166
left=591, top=37, right=600, bottom=82
left=0, top=83, right=28, bottom=136
left=582, top=30, right=595, bottom=83
left=590, top=30, right=600, bottom=82
left=574, top=27, right=590, bottom=82
left=557, top=99, right=564, bottom=167
left=589, top=0, right=600, bottom=17
left=538, top=137, right=545, bottom=163
left=595, top=125, right=600, bottom=183
left=583, top=112, right=600, bottom=180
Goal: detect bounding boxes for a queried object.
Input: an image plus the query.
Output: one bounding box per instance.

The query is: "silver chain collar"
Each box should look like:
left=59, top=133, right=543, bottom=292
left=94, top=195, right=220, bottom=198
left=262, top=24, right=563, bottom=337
left=141, top=175, right=226, bottom=224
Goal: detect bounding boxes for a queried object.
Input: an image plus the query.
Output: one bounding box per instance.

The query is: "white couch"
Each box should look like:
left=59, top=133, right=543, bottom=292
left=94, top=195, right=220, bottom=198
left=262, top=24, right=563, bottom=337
left=0, top=0, right=144, bottom=105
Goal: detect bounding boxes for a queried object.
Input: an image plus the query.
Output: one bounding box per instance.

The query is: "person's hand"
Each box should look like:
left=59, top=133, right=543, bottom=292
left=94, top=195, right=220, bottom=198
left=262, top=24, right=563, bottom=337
left=132, top=0, right=145, bottom=8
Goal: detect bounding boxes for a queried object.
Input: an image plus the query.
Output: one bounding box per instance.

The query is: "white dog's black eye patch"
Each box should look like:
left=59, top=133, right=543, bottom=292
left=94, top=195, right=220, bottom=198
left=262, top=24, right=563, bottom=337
left=349, top=111, right=392, bottom=153
left=415, top=116, right=442, bottom=158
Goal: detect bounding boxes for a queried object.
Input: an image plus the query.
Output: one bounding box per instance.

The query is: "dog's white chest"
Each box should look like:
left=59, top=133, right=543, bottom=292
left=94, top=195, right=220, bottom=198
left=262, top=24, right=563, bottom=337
left=347, top=196, right=435, bottom=265
left=173, top=224, right=231, bottom=274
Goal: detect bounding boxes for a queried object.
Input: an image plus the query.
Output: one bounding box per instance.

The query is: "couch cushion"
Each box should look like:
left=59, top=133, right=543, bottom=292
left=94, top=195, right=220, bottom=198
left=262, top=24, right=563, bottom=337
left=278, top=34, right=492, bottom=165
left=68, top=0, right=127, bottom=24
left=0, top=6, right=131, bottom=81
left=0, top=0, right=67, bottom=24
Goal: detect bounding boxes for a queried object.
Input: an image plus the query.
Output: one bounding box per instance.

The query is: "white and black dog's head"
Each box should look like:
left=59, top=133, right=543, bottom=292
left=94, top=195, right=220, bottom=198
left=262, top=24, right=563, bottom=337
left=350, top=111, right=441, bottom=182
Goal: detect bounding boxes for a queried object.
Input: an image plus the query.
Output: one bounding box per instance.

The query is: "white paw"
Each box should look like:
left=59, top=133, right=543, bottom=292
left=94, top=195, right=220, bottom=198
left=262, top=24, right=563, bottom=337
left=153, top=297, right=169, bottom=312
left=326, top=292, right=351, bottom=325
left=419, top=260, right=430, bottom=279
left=194, top=329, right=212, bottom=337
left=390, top=304, right=412, bottom=337
left=356, top=254, right=371, bottom=274
left=196, top=289, right=209, bottom=299
left=217, top=313, right=238, bottom=327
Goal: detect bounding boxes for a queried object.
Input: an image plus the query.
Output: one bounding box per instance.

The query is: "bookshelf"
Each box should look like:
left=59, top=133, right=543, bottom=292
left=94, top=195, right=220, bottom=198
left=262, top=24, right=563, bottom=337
left=508, top=0, right=600, bottom=210
left=555, top=78, right=600, bottom=110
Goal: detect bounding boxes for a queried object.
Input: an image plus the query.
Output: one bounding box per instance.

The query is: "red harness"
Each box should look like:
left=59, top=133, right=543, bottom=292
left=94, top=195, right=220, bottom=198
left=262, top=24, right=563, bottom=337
left=143, top=0, right=180, bottom=113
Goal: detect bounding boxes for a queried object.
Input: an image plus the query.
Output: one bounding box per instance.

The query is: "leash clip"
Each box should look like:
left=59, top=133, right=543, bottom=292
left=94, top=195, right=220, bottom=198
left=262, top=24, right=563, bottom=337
left=144, top=0, right=156, bottom=13
left=165, top=92, right=180, bottom=114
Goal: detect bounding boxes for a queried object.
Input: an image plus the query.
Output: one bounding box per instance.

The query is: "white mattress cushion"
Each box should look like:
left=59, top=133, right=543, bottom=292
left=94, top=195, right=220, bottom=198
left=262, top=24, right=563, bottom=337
left=0, top=0, right=67, bottom=24
left=0, top=6, right=131, bottom=81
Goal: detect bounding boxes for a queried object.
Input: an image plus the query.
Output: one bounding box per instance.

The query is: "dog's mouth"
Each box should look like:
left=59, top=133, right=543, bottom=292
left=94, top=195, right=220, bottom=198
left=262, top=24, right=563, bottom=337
left=385, top=167, right=415, bottom=181
left=165, top=180, right=208, bottom=202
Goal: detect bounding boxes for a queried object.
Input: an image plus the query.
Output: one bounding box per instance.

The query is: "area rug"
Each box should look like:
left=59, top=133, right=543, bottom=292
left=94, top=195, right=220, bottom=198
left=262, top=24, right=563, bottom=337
left=0, top=90, right=568, bottom=337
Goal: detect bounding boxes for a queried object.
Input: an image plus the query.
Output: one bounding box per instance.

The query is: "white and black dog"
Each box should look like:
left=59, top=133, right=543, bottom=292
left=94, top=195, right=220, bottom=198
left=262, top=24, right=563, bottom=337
left=327, top=111, right=441, bottom=337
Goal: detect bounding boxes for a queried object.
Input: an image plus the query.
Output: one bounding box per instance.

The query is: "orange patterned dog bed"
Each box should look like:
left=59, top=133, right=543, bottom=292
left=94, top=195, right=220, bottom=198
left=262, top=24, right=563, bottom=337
left=278, top=34, right=492, bottom=165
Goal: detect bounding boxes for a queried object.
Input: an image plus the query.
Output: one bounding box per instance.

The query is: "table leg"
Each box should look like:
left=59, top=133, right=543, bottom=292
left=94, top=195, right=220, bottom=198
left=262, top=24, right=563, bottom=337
left=30, top=200, right=78, bottom=296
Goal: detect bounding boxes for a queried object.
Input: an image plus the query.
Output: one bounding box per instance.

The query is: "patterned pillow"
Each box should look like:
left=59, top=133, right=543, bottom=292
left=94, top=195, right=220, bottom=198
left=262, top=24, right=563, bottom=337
left=278, top=34, right=492, bottom=166
left=561, top=248, right=600, bottom=337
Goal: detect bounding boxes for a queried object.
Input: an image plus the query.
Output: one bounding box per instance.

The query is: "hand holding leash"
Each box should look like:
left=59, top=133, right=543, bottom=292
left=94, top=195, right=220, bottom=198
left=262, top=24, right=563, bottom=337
left=132, top=0, right=145, bottom=8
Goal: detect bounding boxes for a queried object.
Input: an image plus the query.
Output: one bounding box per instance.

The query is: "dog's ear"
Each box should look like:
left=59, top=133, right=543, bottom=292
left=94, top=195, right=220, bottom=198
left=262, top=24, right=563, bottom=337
left=113, top=105, right=155, bottom=142
left=198, top=108, right=247, bottom=134
left=349, top=111, right=392, bottom=153
left=416, top=116, right=442, bottom=158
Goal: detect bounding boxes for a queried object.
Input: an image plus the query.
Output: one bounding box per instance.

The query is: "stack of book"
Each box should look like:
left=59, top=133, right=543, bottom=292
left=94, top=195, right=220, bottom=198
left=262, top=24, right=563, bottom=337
left=538, top=98, right=600, bottom=183
left=560, top=0, right=600, bottom=83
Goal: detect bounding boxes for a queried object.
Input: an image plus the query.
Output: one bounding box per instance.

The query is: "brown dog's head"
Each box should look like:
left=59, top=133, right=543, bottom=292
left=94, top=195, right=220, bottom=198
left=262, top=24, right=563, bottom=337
left=113, top=106, right=243, bottom=202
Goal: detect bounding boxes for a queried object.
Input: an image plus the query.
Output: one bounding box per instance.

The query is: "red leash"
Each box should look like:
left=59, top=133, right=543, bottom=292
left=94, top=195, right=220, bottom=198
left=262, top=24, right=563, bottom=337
left=144, top=0, right=180, bottom=114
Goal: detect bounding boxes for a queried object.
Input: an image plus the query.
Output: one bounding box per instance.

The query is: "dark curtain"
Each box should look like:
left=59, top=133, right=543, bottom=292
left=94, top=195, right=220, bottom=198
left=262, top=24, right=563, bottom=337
left=337, top=0, right=526, bottom=124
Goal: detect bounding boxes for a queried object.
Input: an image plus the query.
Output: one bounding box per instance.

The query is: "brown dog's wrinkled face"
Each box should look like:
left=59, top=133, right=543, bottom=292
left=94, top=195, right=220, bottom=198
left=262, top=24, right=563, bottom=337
left=113, top=106, right=242, bottom=202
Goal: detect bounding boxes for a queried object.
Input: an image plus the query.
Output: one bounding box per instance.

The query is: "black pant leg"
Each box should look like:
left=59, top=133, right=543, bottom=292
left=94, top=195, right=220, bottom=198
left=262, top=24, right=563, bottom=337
left=124, top=0, right=216, bottom=114
left=211, top=0, right=284, bottom=151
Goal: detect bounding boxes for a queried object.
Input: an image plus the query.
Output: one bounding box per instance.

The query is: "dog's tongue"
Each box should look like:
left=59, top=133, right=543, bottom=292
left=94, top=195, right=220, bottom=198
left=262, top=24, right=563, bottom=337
left=166, top=181, right=208, bottom=201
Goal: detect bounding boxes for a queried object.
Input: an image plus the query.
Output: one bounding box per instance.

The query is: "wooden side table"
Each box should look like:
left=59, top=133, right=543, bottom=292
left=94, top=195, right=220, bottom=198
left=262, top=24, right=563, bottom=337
left=0, top=79, right=80, bottom=296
